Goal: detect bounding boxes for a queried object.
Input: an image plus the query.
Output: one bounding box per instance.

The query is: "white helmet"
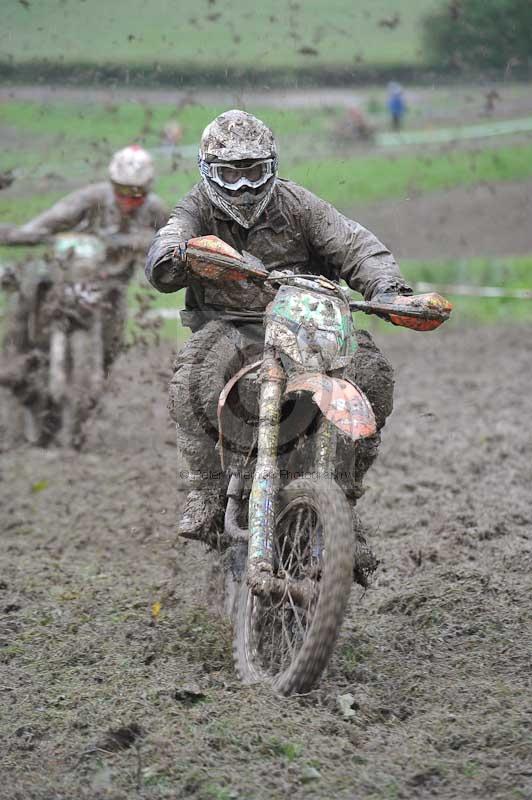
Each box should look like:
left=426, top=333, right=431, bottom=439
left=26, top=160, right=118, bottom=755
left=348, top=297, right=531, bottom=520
left=198, top=110, right=278, bottom=229
left=108, top=145, right=154, bottom=188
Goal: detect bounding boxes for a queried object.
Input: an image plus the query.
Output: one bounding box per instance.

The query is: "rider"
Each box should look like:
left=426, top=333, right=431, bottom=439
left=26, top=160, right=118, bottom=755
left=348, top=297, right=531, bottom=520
left=1, top=145, right=169, bottom=372
left=146, top=110, right=413, bottom=575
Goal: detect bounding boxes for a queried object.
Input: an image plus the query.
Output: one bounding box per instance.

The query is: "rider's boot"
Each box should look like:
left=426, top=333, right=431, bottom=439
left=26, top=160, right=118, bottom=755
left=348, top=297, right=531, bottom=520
left=177, top=475, right=225, bottom=546
left=352, top=509, right=379, bottom=588
left=0, top=354, right=28, bottom=388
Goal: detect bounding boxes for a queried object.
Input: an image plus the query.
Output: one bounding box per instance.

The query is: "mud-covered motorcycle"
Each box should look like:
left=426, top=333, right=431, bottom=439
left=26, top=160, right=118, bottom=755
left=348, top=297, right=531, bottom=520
left=1, top=233, right=125, bottom=447
left=179, top=235, right=452, bottom=695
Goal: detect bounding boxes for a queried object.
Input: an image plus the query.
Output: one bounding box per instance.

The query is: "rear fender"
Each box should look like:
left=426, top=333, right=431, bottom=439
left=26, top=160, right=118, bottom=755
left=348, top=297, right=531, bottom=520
left=284, top=373, right=376, bottom=441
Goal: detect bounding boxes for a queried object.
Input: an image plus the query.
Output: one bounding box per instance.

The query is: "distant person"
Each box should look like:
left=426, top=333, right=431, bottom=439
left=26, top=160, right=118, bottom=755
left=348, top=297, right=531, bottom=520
left=387, top=82, right=406, bottom=131
left=336, top=106, right=374, bottom=142
left=162, top=120, right=184, bottom=147
left=483, top=88, right=501, bottom=116
left=1, top=145, right=168, bottom=251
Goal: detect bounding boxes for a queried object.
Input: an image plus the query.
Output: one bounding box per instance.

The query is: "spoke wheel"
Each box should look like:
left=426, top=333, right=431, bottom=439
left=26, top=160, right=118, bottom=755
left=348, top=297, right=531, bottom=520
left=233, top=478, right=353, bottom=695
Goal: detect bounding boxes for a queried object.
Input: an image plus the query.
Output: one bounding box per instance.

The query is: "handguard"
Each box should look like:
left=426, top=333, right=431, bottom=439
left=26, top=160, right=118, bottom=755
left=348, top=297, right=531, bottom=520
left=183, top=235, right=268, bottom=283
left=388, top=293, right=453, bottom=331
left=350, top=292, right=452, bottom=331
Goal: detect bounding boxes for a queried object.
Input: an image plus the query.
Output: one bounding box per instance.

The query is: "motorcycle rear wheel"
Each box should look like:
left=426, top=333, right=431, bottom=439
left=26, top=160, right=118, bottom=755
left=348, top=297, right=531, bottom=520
left=233, top=477, right=353, bottom=696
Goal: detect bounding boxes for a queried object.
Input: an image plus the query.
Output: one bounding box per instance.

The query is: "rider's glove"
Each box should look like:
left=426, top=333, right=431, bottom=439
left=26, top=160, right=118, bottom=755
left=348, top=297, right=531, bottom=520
left=0, top=227, right=44, bottom=246
left=172, top=241, right=188, bottom=264
left=153, top=241, right=188, bottom=288
left=0, top=265, right=19, bottom=291
left=268, top=269, right=295, bottom=279
left=370, top=287, right=413, bottom=321
left=370, top=291, right=399, bottom=320
left=102, top=232, right=142, bottom=254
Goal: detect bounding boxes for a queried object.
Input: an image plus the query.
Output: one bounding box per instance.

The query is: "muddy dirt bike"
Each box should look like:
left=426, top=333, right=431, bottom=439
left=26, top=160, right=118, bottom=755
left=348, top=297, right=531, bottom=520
left=1, top=233, right=124, bottom=448
left=178, top=235, right=452, bottom=695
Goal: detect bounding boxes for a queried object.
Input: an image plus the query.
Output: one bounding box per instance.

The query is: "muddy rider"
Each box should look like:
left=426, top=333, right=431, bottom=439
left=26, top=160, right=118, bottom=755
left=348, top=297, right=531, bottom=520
left=1, top=145, right=168, bottom=371
left=146, top=110, right=413, bottom=567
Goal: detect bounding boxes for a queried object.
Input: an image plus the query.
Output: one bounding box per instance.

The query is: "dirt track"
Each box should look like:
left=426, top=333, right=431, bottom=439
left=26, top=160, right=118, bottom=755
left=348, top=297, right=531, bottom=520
left=351, top=179, right=532, bottom=260
left=1, top=324, right=531, bottom=799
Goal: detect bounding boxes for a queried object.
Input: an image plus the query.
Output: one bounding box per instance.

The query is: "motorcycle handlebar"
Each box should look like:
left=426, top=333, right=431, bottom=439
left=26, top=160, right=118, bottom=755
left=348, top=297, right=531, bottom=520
left=350, top=293, right=452, bottom=331
left=349, top=299, right=445, bottom=321
left=0, top=227, right=47, bottom=246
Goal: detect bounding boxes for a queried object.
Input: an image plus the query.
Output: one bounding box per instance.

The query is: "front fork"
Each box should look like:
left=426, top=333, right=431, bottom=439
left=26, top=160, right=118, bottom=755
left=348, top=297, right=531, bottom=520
left=315, top=416, right=337, bottom=479
left=247, top=348, right=338, bottom=590
left=247, top=348, right=285, bottom=585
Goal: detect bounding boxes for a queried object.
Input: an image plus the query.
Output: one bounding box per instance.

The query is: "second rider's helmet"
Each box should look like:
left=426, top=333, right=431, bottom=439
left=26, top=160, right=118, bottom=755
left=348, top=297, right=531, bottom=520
left=109, top=145, right=154, bottom=213
left=198, top=109, right=278, bottom=229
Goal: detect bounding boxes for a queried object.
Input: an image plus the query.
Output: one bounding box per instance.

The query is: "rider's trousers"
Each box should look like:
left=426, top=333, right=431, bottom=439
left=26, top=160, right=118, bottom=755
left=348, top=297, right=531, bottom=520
left=168, top=320, right=394, bottom=505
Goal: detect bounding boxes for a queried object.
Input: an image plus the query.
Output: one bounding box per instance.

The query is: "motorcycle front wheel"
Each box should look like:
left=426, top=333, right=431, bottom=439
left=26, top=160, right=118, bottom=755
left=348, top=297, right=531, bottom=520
left=233, top=477, right=353, bottom=696
left=60, top=319, right=104, bottom=449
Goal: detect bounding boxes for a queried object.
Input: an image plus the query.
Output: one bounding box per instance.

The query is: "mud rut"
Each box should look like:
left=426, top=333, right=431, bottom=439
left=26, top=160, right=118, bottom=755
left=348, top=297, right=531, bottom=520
left=1, top=326, right=531, bottom=800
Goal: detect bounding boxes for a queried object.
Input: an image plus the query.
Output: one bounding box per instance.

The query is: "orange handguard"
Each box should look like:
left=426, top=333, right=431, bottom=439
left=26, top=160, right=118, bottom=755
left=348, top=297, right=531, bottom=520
left=388, top=293, right=453, bottom=331
left=184, top=235, right=268, bottom=282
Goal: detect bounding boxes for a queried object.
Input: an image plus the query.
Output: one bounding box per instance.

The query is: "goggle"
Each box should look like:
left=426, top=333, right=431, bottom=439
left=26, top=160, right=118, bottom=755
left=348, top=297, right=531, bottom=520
left=200, top=158, right=275, bottom=191
left=113, top=183, right=147, bottom=198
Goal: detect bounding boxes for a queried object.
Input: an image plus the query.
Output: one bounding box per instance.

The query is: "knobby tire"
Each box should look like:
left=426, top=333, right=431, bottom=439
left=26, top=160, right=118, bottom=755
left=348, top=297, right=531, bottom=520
left=233, top=477, right=353, bottom=696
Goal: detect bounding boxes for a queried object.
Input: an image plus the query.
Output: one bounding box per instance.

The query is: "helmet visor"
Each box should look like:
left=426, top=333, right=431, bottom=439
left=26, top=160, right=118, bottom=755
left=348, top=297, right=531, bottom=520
left=203, top=159, right=275, bottom=191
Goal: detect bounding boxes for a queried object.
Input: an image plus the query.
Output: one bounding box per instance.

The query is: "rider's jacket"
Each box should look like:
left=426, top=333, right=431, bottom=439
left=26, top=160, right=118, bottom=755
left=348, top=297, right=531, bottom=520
left=20, top=182, right=168, bottom=280
left=145, top=178, right=411, bottom=330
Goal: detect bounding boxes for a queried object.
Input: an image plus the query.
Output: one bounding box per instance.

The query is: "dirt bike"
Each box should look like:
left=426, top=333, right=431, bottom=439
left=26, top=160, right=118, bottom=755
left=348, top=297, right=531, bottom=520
left=179, top=235, right=452, bottom=695
left=1, top=233, right=119, bottom=448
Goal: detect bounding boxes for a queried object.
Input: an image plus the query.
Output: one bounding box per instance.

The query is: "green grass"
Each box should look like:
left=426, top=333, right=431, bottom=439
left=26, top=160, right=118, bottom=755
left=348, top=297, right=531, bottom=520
left=2, top=98, right=532, bottom=337
left=403, top=256, right=532, bottom=289
left=2, top=100, right=532, bottom=225
left=288, top=144, right=532, bottom=206
left=398, top=256, right=532, bottom=327
left=0, top=102, right=337, bottom=148
left=0, top=102, right=345, bottom=218
left=3, top=100, right=532, bottom=225
left=3, top=141, right=532, bottom=226
left=347, top=256, right=532, bottom=331
left=1, top=0, right=439, bottom=71
left=0, top=193, right=67, bottom=227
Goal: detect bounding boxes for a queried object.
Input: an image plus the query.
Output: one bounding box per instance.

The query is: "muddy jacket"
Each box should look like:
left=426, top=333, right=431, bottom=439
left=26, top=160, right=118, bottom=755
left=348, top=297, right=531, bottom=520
left=18, top=182, right=169, bottom=280
left=145, top=178, right=411, bottom=330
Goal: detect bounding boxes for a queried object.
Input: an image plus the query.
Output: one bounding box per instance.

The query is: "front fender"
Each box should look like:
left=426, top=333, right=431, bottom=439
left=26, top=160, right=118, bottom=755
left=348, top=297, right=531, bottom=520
left=217, top=359, right=262, bottom=468
left=285, top=373, right=376, bottom=441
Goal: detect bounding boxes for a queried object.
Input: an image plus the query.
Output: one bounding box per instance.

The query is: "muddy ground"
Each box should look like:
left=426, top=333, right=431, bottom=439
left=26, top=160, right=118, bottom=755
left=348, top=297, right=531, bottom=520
left=352, top=179, right=532, bottom=260
left=1, top=324, right=531, bottom=800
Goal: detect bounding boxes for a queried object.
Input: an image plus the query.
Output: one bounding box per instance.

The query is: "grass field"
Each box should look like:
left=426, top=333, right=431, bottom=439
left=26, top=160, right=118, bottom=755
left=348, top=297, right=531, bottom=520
left=1, top=0, right=439, bottom=72
left=288, top=143, right=532, bottom=206
left=2, top=139, right=532, bottom=225
left=2, top=100, right=532, bottom=230
left=2, top=97, right=532, bottom=335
